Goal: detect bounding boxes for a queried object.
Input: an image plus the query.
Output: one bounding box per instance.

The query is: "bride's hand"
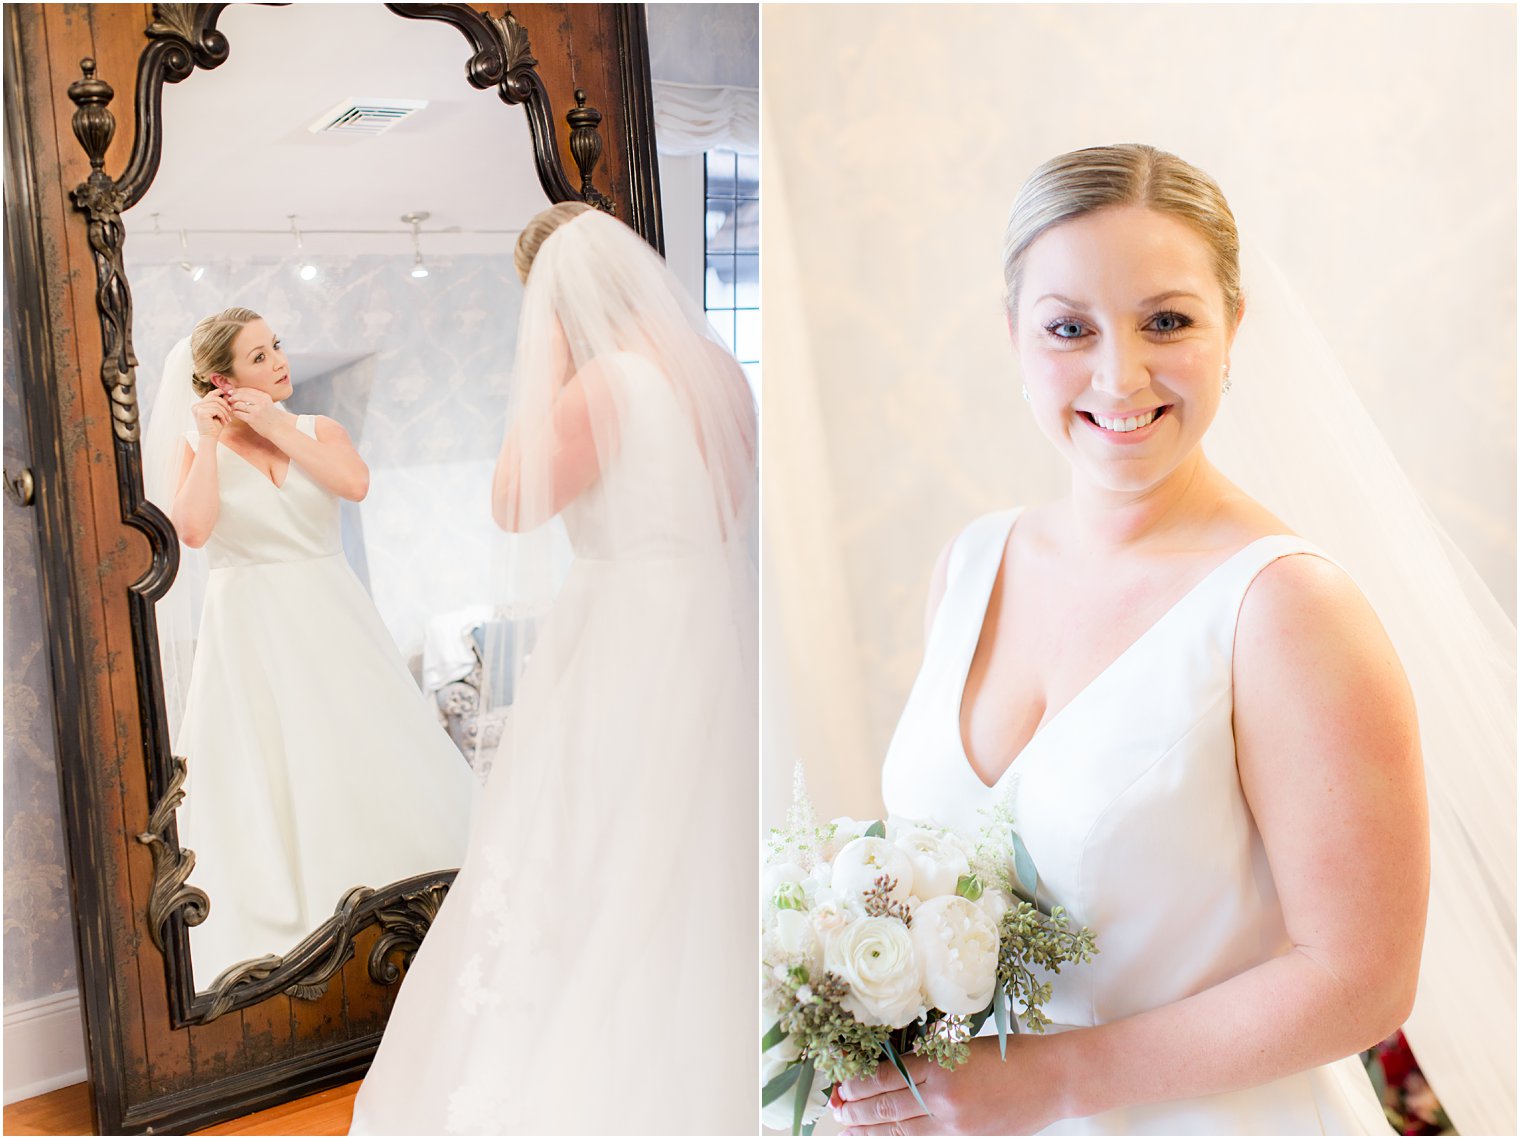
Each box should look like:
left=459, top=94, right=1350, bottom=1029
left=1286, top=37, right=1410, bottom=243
left=192, top=391, right=231, bottom=438
left=225, top=387, right=290, bottom=438
left=834, top=1036, right=1067, bottom=1136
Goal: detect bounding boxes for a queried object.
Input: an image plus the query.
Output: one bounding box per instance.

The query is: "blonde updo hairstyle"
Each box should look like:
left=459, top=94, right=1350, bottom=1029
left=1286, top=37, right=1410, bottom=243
left=514, top=201, right=595, bottom=283
left=189, top=306, right=263, bottom=396
left=1003, top=144, right=1243, bottom=327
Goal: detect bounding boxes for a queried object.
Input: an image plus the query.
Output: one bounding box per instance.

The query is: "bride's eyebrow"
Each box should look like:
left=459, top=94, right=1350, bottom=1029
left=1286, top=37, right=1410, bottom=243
left=1034, top=293, right=1088, bottom=309
left=244, top=343, right=269, bottom=359
left=1138, top=290, right=1204, bottom=307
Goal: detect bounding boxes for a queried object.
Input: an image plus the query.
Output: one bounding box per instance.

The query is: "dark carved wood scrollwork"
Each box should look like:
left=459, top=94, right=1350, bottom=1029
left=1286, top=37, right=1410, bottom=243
left=135, top=754, right=210, bottom=951
left=367, top=880, right=453, bottom=985
left=384, top=4, right=614, bottom=211
left=67, top=60, right=139, bottom=445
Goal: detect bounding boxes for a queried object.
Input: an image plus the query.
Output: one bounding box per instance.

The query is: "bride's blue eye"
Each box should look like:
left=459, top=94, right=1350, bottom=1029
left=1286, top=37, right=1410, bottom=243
left=1148, top=311, right=1193, bottom=337
left=1045, top=319, right=1087, bottom=341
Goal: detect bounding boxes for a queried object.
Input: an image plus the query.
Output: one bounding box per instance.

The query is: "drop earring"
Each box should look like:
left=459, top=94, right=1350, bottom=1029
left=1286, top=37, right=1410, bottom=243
left=1221, top=364, right=1232, bottom=395
left=1021, top=384, right=1030, bottom=403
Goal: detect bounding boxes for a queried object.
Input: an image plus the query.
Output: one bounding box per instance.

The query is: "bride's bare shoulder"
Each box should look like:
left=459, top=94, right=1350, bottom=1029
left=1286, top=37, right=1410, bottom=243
left=1235, top=549, right=1414, bottom=730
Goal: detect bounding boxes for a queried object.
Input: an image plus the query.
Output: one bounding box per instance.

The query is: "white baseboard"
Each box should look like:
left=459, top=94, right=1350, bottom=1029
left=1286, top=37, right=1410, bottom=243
left=4, top=989, right=87, bottom=1106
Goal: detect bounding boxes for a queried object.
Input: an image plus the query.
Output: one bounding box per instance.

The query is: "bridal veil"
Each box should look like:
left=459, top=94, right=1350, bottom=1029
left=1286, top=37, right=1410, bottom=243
left=1210, top=245, right=1515, bottom=1136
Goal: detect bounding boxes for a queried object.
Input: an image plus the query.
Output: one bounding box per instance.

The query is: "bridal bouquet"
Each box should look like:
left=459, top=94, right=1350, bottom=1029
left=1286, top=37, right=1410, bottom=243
left=760, top=771, right=1098, bottom=1134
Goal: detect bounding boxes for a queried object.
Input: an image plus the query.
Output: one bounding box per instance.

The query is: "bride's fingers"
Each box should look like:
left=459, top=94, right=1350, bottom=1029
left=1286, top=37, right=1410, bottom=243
left=839, top=1115, right=934, bottom=1137
left=835, top=1087, right=930, bottom=1128
left=838, top=1056, right=929, bottom=1101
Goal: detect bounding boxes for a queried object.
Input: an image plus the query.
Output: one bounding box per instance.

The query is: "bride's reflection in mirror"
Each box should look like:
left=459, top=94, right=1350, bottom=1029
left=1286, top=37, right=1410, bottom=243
left=124, top=3, right=548, bottom=990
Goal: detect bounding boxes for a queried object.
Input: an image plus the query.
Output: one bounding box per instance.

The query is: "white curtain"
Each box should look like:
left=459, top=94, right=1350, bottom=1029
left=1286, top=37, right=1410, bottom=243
left=652, top=80, right=758, bottom=156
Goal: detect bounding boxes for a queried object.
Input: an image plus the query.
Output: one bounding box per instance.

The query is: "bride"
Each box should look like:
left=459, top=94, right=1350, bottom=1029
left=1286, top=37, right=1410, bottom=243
left=348, top=203, right=759, bottom=1134
left=828, top=146, right=1513, bottom=1134
left=144, top=309, right=475, bottom=985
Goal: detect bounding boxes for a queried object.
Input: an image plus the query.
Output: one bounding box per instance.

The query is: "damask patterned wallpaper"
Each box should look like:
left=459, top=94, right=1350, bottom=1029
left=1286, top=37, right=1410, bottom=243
left=647, top=3, right=758, bottom=88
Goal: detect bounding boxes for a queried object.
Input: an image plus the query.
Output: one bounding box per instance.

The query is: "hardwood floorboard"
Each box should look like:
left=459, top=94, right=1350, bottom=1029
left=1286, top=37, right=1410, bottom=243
left=2, top=1080, right=359, bottom=1136
left=3, top=1082, right=92, bottom=1136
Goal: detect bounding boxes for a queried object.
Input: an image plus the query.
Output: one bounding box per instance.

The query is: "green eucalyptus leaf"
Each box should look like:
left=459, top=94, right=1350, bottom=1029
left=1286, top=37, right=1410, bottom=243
left=762, top=1062, right=801, bottom=1108
left=992, top=985, right=1009, bottom=1060
left=865, top=820, right=886, bottom=839
left=1365, top=1052, right=1388, bottom=1103
left=878, top=1037, right=930, bottom=1117
left=966, top=1003, right=992, bottom=1035
left=792, top=1057, right=815, bottom=1136
left=1010, top=830, right=1040, bottom=897
left=761, top=1021, right=787, bottom=1052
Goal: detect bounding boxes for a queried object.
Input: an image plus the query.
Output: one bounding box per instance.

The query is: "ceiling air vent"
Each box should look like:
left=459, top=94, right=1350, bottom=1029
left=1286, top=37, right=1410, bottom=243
left=308, top=98, right=428, bottom=137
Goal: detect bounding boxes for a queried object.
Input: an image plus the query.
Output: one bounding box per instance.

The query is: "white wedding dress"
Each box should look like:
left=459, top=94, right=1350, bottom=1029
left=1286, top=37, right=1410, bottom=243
left=174, top=414, right=475, bottom=985
left=348, top=355, right=758, bottom=1135
left=881, top=507, right=1391, bottom=1135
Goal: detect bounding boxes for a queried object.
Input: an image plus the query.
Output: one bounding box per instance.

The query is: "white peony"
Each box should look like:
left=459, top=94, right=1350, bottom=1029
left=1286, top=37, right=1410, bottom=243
left=824, top=916, right=923, bottom=1027
left=821, top=816, right=875, bottom=861
left=911, top=895, right=1000, bottom=1016
left=892, top=824, right=974, bottom=901
left=831, top=836, right=915, bottom=909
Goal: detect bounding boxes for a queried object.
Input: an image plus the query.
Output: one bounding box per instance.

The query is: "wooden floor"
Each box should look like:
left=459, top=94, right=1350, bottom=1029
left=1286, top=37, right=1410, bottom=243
left=2, top=1079, right=360, bottom=1136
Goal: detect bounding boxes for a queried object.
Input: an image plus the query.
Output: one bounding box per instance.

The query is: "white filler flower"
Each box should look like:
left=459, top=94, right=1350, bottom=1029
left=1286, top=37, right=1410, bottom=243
left=911, top=895, right=1000, bottom=1016
left=824, top=916, right=923, bottom=1027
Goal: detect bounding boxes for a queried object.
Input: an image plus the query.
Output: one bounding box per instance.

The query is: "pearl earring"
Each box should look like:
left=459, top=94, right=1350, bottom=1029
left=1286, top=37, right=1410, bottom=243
left=1021, top=384, right=1030, bottom=403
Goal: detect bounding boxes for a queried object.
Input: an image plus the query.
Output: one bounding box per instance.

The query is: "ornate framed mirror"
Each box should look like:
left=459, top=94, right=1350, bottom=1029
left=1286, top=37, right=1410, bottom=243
left=4, top=3, right=660, bottom=1132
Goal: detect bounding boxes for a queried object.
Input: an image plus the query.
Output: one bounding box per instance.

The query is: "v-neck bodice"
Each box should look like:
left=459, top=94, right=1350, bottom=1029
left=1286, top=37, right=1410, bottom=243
left=882, top=508, right=1340, bottom=1031
left=187, top=414, right=341, bottom=570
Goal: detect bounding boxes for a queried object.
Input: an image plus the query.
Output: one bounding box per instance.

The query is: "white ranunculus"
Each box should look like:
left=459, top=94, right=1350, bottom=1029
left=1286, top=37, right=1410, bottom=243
left=824, top=916, right=923, bottom=1027
left=893, top=825, right=974, bottom=901
left=831, top=837, right=915, bottom=908
left=911, top=895, right=1000, bottom=1016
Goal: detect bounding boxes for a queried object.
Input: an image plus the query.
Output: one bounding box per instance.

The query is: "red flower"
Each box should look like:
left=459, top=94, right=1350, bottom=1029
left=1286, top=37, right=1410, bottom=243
left=1377, top=1029, right=1418, bottom=1088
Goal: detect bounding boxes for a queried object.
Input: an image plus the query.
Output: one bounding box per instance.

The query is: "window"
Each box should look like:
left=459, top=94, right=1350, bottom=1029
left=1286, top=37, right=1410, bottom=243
left=703, top=150, right=759, bottom=391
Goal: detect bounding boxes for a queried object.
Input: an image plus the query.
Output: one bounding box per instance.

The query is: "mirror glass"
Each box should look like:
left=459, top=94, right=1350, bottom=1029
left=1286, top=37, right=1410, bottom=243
left=123, top=3, right=551, bottom=992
